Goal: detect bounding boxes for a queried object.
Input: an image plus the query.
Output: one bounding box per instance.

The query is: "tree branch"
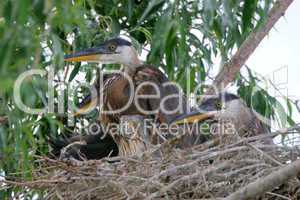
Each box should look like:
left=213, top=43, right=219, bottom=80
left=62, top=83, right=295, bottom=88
left=207, top=0, right=294, bottom=94
left=224, top=158, right=300, bottom=200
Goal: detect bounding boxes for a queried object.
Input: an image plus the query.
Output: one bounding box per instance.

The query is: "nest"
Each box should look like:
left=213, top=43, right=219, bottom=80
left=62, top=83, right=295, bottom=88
left=4, top=126, right=300, bottom=200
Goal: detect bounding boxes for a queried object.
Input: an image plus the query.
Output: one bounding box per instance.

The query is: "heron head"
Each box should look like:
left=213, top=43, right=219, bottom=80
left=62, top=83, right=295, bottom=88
left=199, top=93, right=256, bottom=129
left=64, top=37, right=141, bottom=70
left=199, top=93, right=240, bottom=112
left=172, top=93, right=242, bottom=125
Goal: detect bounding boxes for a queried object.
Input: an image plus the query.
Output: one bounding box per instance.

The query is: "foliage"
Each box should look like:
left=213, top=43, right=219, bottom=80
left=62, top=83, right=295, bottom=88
left=0, top=0, right=297, bottom=198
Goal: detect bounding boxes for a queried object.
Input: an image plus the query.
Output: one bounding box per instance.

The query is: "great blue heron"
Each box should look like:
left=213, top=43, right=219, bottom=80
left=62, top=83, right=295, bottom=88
left=172, top=93, right=270, bottom=139
left=63, top=37, right=191, bottom=156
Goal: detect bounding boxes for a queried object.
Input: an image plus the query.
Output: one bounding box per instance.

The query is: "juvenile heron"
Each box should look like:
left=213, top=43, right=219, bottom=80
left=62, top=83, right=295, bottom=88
left=64, top=37, right=191, bottom=156
left=65, top=38, right=188, bottom=122
left=172, top=93, right=271, bottom=140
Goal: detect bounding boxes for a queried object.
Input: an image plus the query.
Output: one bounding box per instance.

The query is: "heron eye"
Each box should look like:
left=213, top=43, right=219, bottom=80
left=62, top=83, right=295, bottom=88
left=108, top=44, right=117, bottom=52
left=215, top=101, right=223, bottom=109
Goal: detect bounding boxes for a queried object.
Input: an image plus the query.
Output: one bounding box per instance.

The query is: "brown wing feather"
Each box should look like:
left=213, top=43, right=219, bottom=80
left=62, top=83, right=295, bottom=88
left=135, top=65, right=190, bottom=124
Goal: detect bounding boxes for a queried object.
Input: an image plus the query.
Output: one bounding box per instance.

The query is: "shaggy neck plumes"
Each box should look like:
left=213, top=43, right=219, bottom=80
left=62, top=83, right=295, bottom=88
left=119, top=46, right=142, bottom=74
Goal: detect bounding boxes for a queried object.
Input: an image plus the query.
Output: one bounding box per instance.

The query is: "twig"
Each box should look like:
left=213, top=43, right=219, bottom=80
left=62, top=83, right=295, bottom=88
left=207, top=0, right=294, bottom=93
left=247, top=143, right=283, bottom=166
left=222, top=163, right=269, bottom=178
left=145, top=161, right=231, bottom=200
left=1, top=178, right=71, bottom=187
left=266, top=192, right=291, bottom=200
left=224, top=158, right=300, bottom=200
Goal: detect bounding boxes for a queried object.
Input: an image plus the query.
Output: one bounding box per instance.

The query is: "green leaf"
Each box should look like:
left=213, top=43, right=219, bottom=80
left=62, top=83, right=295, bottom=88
left=68, top=63, right=81, bottom=82
left=242, top=0, right=257, bottom=33
left=138, top=0, right=166, bottom=24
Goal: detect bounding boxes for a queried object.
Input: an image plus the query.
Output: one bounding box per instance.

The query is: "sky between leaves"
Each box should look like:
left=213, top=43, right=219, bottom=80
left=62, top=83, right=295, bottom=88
left=247, top=0, right=300, bottom=106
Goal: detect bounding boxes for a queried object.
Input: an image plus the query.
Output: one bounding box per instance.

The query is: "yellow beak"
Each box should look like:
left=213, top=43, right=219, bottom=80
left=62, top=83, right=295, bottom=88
left=65, top=55, right=99, bottom=62
left=74, top=98, right=98, bottom=117
left=64, top=46, right=107, bottom=62
left=173, top=111, right=217, bottom=125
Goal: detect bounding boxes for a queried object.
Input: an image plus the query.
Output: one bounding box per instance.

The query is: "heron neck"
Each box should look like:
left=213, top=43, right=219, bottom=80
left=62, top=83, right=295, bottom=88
left=123, top=59, right=143, bottom=75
